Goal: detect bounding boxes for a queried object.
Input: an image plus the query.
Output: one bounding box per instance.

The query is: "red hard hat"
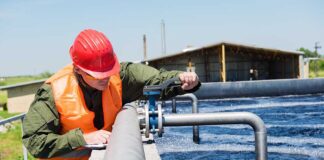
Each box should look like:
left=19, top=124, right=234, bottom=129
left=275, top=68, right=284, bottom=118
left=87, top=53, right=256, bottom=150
left=70, top=29, right=120, bottom=79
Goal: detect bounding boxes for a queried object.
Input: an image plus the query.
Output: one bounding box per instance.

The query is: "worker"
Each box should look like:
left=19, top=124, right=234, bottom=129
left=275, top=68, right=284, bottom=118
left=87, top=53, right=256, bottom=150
left=22, top=29, right=200, bottom=159
left=249, top=67, right=258, bottom=80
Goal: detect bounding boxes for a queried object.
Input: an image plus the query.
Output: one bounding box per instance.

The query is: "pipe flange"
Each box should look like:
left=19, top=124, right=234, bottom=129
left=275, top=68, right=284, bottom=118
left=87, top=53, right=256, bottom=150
left=144, top=104, right=150, bottom=138
left=157, top=103, right=163, bottom=137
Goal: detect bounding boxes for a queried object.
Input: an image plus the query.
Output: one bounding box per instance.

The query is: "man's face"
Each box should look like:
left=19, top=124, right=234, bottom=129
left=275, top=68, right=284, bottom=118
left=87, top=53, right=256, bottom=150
left=75, top=67, right=110, bottom=91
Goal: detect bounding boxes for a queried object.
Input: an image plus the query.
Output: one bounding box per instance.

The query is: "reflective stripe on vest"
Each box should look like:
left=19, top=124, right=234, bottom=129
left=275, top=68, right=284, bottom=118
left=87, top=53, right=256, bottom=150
left=44, top=64, right=123, bottom=160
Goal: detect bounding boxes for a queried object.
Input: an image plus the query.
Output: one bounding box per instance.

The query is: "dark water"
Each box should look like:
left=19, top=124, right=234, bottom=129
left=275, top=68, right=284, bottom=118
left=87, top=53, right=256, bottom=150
left=155, top=94, right=324, bottom=160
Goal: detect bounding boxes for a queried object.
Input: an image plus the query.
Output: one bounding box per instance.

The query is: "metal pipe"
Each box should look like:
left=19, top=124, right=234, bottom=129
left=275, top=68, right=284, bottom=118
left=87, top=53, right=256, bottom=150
left=162, top=100, right=166, bottom=108
left=163, top=112, right=267, bottom=160
left=104, top=103, right=145, bottom=160
left=172, top=93, right=200, bottom=144
left=194, top=78, right=324, bottom=99
left=172, top=98, right=176, bottom=113
left=21, top=119, right=28, bottom=160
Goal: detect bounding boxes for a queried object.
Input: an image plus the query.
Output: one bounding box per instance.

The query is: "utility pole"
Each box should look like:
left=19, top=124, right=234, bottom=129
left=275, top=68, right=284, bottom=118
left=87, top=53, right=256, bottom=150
left=314, top=42, right=322, bottom=77
left=315, top=42, right=322, bottom=56
left=161, top=19, right=166, bottom=55
left=143, top=34, right=147, bottom=62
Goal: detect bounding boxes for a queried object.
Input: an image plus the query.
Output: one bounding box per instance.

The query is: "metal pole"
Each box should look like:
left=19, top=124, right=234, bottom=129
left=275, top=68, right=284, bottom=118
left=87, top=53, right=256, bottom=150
left=21, top=118, right=28, bottom=160
left=161, top=19, right=166, bottom=55
left=161, top=100, right=166, bottom=108
left=163, top=112, right=267, bottom=160
left=173, top=93, right=200, bottom=143
left=171, top=98, right=176, bottom=113
left=143, top=34, right=147, bottom=62
left=104, top=103, right=145, bottom=160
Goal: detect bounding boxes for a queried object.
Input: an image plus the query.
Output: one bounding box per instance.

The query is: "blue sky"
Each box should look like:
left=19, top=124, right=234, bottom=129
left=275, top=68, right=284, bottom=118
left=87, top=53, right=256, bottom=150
left=0, top=0, right=323, bottom=76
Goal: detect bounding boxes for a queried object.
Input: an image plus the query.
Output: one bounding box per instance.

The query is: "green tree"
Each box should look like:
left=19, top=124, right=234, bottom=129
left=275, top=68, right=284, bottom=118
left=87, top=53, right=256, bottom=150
left=39, top=71, right=53, bottom=78
left=297, top=47, right=319, bottom=57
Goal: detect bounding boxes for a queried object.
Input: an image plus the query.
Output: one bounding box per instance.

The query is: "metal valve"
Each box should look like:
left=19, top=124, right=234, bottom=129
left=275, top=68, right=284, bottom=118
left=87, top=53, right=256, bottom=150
left=140, top=77, right=181, bottom=138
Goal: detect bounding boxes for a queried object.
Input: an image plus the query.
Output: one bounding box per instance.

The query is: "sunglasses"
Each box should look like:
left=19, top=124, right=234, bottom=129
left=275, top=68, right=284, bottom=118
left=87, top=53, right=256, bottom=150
left=83, top=72, right=109, bottom=81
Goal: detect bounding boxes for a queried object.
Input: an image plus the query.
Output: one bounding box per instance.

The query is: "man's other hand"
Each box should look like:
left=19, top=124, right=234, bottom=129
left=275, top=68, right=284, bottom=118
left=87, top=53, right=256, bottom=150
left=179, top=72, right=199, bottom=90
left=83, top=130, right=111, bottom=144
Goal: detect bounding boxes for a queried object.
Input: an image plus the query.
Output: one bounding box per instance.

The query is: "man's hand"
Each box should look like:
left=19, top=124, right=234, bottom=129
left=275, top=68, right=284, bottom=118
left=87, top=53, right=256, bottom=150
left=83, top=130, right=111, bottom=144
left=179, top=72, right=199, bottom=90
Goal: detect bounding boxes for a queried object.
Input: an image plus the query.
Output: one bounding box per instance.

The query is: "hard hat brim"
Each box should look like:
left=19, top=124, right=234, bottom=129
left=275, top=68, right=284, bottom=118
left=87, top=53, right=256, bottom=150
left=76, top=53, right=120, bottom=79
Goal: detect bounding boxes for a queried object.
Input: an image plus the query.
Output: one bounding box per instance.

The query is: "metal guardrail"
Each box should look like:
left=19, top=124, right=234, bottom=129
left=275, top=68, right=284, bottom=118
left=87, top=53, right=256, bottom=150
left=163, top=112, right=268, bottom=160
left=0, top=113, right=25, bottom=125
left=171, top=93, right=200, bottom=144
left=0, top=113, right=27, bottom=160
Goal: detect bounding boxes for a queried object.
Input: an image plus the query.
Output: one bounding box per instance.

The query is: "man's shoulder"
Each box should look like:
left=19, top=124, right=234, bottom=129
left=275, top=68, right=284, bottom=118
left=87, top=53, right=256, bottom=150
left=120, top=61, right=145, bottom=68
left=37, top=83, right=52, bottom=97
left=120, top=62, right=149, bottom=74
left=33, top=83, right=55, bottom=106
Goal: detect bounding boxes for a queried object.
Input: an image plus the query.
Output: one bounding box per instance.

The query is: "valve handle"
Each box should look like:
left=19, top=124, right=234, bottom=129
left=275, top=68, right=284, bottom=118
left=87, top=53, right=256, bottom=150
left=143, top=77, right=181, bottom=93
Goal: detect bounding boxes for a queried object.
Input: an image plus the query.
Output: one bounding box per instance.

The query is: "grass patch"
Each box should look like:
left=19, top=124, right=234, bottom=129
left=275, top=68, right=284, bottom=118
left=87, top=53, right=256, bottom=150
left=309, top=70, right=324, bottom=78
left=0, top=122, right=35, bottom=160
left=0, top=111, right=17, bottom=119
left=308, top=60, right=324, bottom=78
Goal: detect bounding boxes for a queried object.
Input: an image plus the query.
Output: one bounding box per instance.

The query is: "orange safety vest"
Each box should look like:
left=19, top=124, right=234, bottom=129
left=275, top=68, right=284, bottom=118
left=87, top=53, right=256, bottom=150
left=42, top=64, right=122, bottom=160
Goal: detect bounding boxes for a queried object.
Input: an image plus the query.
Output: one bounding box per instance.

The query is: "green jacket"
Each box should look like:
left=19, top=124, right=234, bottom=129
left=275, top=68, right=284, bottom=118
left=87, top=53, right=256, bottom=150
left=22, top=62, right=199, bottom=158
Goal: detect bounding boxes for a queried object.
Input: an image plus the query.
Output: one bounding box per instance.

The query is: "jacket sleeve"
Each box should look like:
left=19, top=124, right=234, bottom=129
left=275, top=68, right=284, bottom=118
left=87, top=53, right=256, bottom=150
left=22, top=84, right=86, bottom=158
left=120, top=62, right=199, bottom=104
